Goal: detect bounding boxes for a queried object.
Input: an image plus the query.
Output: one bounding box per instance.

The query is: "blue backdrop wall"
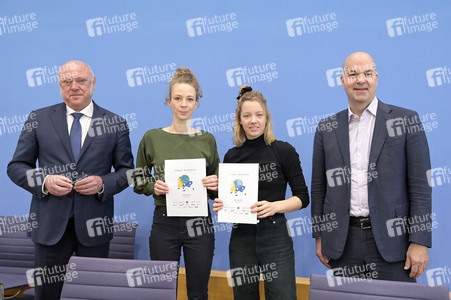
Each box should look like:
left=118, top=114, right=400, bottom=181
left=1, top=0, right=450, bottom=289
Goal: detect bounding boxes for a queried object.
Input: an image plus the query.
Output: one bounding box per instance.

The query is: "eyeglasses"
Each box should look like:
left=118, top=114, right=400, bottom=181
left=344, top=72, right=377, bottom=81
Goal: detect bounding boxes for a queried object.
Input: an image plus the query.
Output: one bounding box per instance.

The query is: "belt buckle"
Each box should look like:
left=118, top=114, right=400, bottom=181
left=360, top=218, right=371, bottom=229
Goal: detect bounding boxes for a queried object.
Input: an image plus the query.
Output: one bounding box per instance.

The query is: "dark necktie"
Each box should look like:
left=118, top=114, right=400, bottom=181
left=70, top=113, right=83, bottom=162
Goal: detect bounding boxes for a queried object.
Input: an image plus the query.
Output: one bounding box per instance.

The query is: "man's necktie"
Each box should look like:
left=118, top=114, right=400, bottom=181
left=70, top=113, right=83, bottom=162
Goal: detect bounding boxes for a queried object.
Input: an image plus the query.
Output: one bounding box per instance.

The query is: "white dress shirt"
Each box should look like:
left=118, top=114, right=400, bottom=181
left=348, top=97, right=378, bottom=217
left=66, top=101, right=94, bottom=147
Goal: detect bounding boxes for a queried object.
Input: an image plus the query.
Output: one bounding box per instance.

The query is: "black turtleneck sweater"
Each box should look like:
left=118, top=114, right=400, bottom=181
left=223, top=135, right=309, bottom=209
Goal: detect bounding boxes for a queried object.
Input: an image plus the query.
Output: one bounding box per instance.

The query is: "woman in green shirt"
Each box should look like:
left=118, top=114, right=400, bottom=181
left=134, top=68, right=219, bottom=300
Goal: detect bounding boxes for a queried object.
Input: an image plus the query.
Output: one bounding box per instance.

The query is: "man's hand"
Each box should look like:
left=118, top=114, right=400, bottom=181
left=316, top=238, right=331, bottom=269
left=44, top=175, right=73, bottom=196
left=405, top=242, right=429, bottom=279
left=74, top=176, right=103, bottom=195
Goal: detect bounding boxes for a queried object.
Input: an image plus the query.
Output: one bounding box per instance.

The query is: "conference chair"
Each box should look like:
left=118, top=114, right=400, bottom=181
left=309, top=274, right=450, bottom=300
left=60, top=256, right=178, bottom=300
left=0, top=216, right=35, bottom=299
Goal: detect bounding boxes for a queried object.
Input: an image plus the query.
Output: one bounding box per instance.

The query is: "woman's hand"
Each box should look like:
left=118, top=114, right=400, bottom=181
left=202, top=175, right=218, bottom=191
left=250, top=201, right=279, bottom=219
left=212, top=198, right=224, bottom=214
left=154, top=180, right=169, bottom=196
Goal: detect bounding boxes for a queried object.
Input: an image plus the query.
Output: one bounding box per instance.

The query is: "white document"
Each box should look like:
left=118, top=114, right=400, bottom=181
left=218, top=163, right=258, bottom=224
left=165, top=158, right=208, bottom=217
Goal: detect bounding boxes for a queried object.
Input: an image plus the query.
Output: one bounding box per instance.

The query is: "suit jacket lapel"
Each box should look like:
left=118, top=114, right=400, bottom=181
left=335, top=110, right=351, bottom=169
left=369, top=100, right=390, bottom=166
left=50, top=103, right=74, bottom=161
left=78, top=102, right=105, bottom=162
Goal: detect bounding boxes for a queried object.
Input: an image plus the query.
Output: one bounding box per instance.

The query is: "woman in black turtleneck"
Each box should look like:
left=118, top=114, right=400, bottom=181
left=213, top=85, right=309, bottom=300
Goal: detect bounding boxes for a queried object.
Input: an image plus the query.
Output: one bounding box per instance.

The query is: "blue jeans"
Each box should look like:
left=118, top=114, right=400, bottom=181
left=149, top=207, right=215, bottom=300
left=229, top=214, right=297, bottom=300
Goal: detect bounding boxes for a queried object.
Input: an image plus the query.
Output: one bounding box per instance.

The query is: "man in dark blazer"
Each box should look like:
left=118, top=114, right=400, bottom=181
left=311, top=52, right=431, bottom=282
left=7, top=60, right=134, bottom=299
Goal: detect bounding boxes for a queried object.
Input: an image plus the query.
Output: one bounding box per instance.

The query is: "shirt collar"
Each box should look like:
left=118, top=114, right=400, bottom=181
left=348, top=97, right=378, bottom=122
left=66, top=101, right=94, bottom=118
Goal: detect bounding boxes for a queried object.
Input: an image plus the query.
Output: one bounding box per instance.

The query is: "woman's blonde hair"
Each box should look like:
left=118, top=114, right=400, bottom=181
left=167, top=67, right=203, bottom=102
left=232, top=85, right=276, bottom=146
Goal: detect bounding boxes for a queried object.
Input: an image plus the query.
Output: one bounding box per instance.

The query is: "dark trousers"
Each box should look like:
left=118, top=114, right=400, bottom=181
left=149, top=208, right=215, bottom=300
left=34, top=218, right=110, bottom=300
left=229, top=214, right=297, bottom=300
left=330, top=224, right=415, bottom=282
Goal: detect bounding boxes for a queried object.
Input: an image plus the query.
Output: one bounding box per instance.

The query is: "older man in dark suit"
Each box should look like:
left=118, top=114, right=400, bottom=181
left=7, top=60, right=134, bottom=299
left=311, top=52, right=431, bottom=282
